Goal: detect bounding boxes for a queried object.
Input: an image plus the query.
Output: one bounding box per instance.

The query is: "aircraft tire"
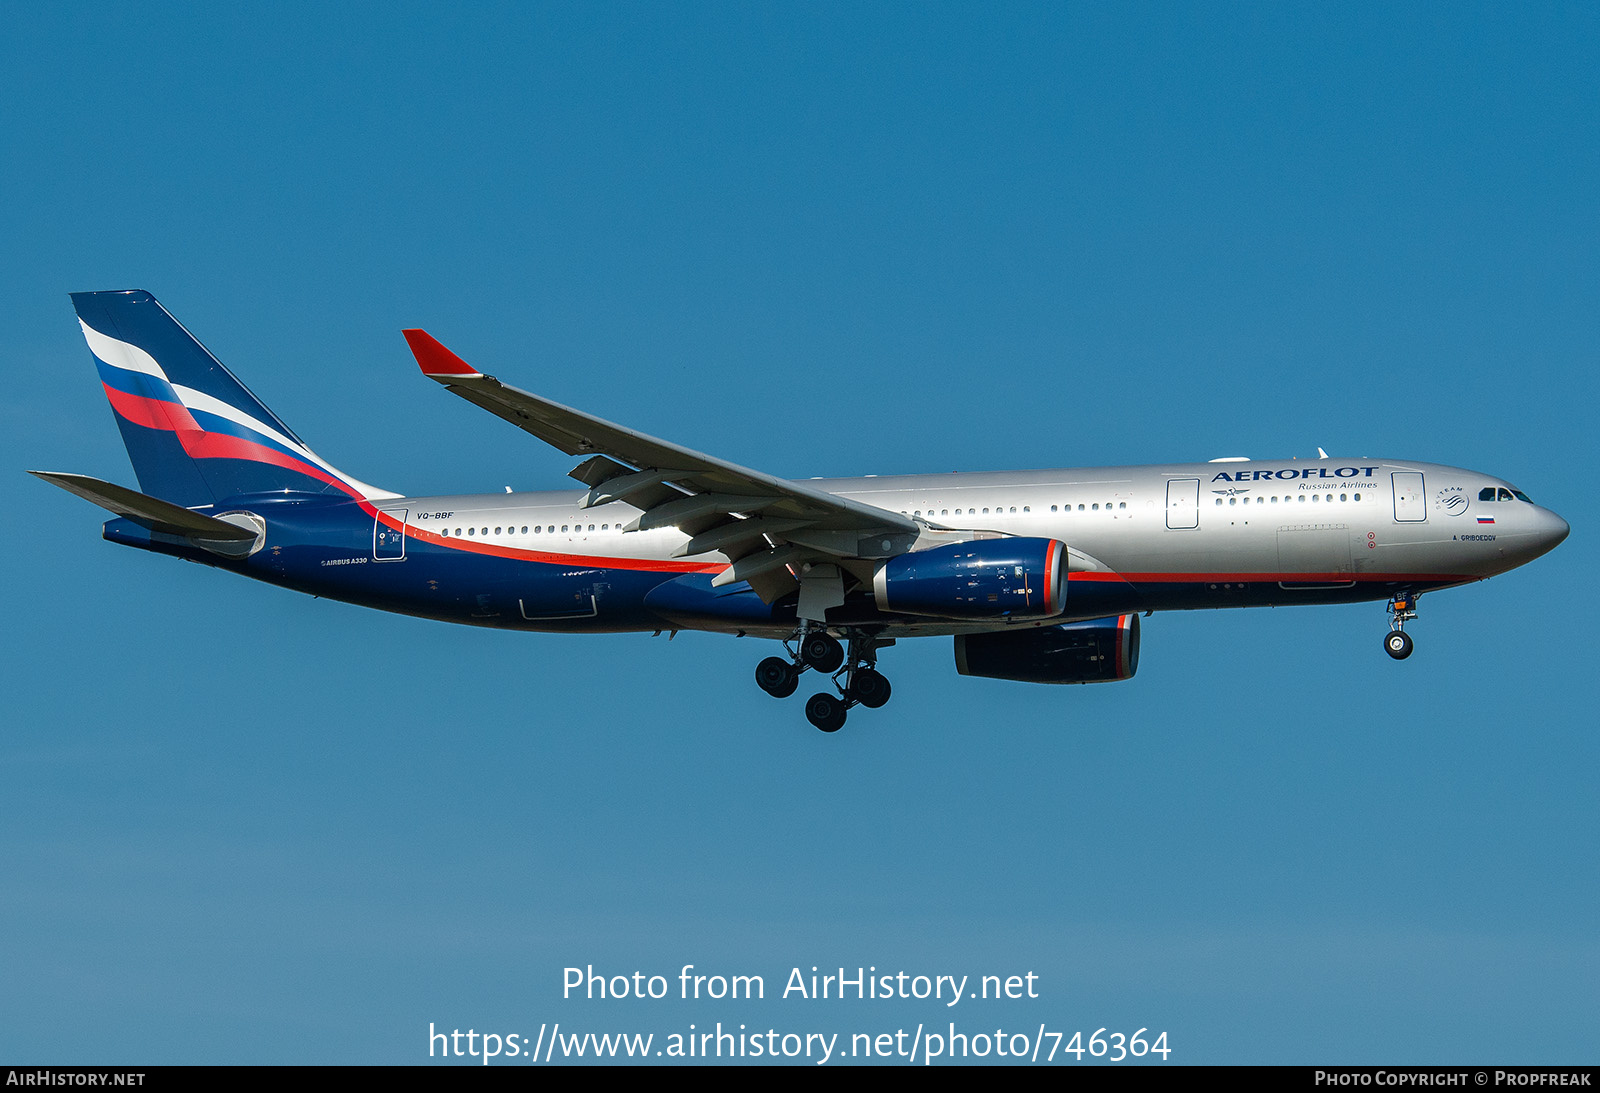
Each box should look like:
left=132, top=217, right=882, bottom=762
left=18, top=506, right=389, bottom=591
left=1384, top=631, right=1414, bottom=660
left=756, top=656, right=799, bottom=698
left=800, top=633, right=845, bottom=674
left=849, top=668, right=892, bottom=709
left=805, top=693, right=847, bottom=733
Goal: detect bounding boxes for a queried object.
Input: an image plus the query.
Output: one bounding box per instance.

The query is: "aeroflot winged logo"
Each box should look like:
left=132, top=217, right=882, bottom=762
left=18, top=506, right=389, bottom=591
left=1211, top=466, right=1381, bottom=482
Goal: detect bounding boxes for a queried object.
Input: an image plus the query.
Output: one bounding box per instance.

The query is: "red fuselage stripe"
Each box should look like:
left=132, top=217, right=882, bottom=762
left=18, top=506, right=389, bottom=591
left=369, top=508, right=723, bottom=574
left=1066, top=570, right=1473, bottom=584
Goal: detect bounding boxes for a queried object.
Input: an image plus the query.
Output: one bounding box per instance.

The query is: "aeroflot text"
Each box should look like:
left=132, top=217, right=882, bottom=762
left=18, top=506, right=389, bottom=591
left=562, top=965, right=1038, bottom=1006
left=1212, top=466, right=1380, bottom=482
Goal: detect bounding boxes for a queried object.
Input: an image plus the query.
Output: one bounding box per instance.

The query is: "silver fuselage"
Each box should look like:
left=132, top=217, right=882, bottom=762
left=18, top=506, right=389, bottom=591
left=380, top=456, right=1567, bottom=636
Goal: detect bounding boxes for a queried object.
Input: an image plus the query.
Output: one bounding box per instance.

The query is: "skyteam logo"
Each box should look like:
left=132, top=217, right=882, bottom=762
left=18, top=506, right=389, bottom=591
left=1435, top=486, right=1469, bottom=516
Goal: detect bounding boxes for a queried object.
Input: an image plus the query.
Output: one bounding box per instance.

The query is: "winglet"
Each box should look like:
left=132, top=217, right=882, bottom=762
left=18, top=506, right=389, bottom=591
left=402, top=329, right=483, bottom=379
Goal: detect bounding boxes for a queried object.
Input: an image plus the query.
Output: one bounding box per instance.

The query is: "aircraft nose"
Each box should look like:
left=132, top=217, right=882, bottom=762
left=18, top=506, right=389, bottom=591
left=1499, top=505, right=1569, bottom=570
left=1542, top=508, right=1568, bottom=550
left=1533, top=507, right=1570, bottom=556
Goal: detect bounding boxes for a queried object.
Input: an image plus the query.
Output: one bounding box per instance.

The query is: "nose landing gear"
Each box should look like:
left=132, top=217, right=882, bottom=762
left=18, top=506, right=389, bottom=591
left=1384, top=592, right=1418, bottom=660
left=756, top=625, right=894, bottom=732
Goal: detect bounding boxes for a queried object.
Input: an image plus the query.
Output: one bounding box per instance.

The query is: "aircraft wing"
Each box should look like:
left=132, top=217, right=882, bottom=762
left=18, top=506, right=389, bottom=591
left=402, top=330, right=920, bottom=601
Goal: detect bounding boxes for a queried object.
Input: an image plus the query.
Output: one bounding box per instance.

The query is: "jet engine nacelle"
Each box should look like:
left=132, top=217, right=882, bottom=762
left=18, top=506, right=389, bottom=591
left=953, top=613, right=1140, bottom=684
left=872, top=537, right=1066, bottom=620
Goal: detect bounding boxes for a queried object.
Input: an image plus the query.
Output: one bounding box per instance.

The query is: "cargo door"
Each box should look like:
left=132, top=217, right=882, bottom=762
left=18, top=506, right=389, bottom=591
left=1276, top=523, right=1354, bottom=586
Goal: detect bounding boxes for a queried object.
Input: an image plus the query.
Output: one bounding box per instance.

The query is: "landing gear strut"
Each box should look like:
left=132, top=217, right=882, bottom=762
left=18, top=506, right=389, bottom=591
left=1384, top=592, right=1418, bottom=660
left=755, top=624, right=894, bottom=732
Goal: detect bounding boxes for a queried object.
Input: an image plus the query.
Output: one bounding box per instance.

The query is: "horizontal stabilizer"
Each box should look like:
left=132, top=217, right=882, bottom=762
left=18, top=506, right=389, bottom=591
left=28, top=471, right=260, bottom=540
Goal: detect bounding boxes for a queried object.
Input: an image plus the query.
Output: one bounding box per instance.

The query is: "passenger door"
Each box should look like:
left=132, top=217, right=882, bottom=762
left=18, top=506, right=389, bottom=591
left=1166, top=478, right=1200, bottom=529
left=374, top=508, right=408, bottom=560
left=1392, top=472, right=1426, bottom=522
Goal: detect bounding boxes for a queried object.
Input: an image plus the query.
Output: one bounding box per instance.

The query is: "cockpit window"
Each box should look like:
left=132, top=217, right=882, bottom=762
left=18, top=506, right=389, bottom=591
left=1479, top=487, right=1497, bottom=501
left=1497, top=488, right=1514, bottom=501
left=1512, top=490, right=1533, bottom=503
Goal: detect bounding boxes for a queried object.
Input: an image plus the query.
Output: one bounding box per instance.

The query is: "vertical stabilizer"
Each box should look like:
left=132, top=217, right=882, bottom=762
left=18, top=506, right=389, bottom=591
left=71, top=290, right=395, bottom=506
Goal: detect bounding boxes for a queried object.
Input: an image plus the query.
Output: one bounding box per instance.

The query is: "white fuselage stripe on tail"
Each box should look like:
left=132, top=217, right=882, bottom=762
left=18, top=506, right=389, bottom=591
left=79, top=320, right=399, bottom=501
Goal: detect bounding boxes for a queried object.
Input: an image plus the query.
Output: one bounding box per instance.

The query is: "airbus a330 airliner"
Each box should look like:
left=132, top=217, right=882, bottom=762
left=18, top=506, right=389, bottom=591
left=35, top=290, right=1569, bottom=732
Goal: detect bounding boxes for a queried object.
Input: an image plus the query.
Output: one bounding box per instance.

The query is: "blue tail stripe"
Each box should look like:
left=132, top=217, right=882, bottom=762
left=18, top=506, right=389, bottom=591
left=71, top=289, right=386, bottom=507
left=71, top=290, right=306, bottom=448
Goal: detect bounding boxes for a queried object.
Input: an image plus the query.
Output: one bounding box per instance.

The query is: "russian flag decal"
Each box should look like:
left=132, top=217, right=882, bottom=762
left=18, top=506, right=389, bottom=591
left=1477, top=516, right=1495, bottom=524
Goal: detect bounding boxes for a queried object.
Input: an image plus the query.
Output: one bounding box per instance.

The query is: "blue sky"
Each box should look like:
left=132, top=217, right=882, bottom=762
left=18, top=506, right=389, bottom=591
left=3, top=2, right=1596, bottom=1064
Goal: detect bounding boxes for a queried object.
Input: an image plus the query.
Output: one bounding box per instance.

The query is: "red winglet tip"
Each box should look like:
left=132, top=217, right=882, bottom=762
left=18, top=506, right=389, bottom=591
left=402, top=329, right=481, bottom=377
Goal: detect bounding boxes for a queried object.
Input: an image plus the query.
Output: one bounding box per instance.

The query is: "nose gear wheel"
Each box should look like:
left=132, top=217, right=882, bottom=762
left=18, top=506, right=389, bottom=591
left=1384, top=592, right=1419, bottom=660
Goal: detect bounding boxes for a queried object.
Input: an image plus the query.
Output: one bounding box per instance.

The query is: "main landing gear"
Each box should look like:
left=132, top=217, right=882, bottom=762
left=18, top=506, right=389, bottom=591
left=1384, top=592, right=1418, bottom=660
left=754, top=625, right=893, bottom=732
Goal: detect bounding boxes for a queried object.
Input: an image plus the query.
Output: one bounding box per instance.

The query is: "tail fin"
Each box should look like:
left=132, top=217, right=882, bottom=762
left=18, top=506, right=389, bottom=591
left=71, top=290, right=395, bottom=507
